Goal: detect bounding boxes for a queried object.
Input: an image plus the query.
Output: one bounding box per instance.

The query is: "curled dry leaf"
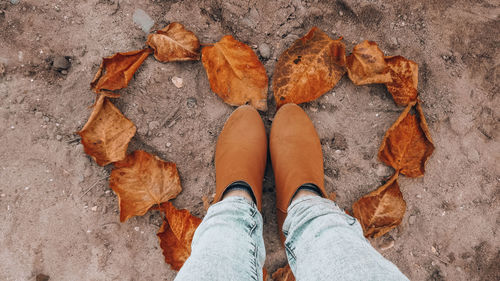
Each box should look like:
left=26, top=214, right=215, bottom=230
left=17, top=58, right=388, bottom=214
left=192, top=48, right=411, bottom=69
left=384, top=55, right=419, bottom=106
left=157, top=201, right=202, bottom=271
left=91, top=48, right=153, bottom=97
left=201, top=35, right=268, bottom=111
left=273, top=27, right=346, bottom=107
left=378, top=101, right=434, bottom=177
left=272, top=264, right=295, bottom=281
left=109, top=150, right=182, bottom=222
left=78, top=95, right=136, bottom=166
left=352, top=174, right=406, bottom=238
left=146, top=22, right=200, bottom=62
left=346, top=40, right=392, bottom=85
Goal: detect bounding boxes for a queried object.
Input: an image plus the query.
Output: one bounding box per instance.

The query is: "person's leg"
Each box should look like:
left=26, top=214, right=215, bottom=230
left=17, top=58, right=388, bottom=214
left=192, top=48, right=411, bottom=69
left=175, top=192, right=265, bottom=281
left=270, top=103, right=407, bottom=280
left=176, top=105, right=268, bottom=281
left=283, top=191, right=408, bottom=280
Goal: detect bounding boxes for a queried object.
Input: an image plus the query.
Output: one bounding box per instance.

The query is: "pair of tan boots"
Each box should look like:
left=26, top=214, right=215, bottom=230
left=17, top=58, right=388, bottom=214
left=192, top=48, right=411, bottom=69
left=213, top=103, right=327, bottom=241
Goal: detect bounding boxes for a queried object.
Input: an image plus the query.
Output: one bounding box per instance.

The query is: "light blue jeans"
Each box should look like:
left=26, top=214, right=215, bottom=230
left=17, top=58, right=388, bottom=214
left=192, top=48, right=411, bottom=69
left=175, top=196, right=408, bottom=281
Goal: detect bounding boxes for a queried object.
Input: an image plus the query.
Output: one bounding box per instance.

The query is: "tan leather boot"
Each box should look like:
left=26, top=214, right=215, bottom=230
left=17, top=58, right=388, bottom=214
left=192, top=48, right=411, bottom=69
left=270, top=103, right=327, bottom=242
left=213, top=105, right=267, bottom=210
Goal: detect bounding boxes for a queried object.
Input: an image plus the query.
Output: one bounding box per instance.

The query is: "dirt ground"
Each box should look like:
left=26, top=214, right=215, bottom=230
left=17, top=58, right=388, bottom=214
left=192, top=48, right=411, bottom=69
left=0, top=0, right=498, bottom=280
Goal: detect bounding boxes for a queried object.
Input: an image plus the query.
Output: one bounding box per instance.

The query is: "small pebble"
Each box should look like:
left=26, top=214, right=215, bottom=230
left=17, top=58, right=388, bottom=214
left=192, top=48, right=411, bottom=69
left=0, top=63, right=5, bottom=76
left=24, top=186, right=30, bottom=190
left=258, top=43, right=271, bottom=59
left=186, top=97, right=197, bottom=108
left=56, top=135, right=63, bottom=141
left=339, top=11, right=344, bottom=16
left=134, top=226, right=140, bottom=232
left=375, top=164, right=392, bottom=177
left=148, top=120, right=160, bottom=131
left=1, top=193, right=6, bottom=197
left=91, top=206, right=98, bottom=212
left=133, top=9, right=154, bottom=33
left=36, top=274, right=50, bottom=281
left=171, top=76, right=183, bottom=88
left=309, top=106, right=318, bottom=112
left=166, top=142, right=172, bottom=147
left=408, top=215, right=416, bottom=225
left=379, top=238, right=395, bottom=251
left=10, top=0, right=19, bottom=4
left=61, top=70, right=68, bottom=75
left=431, top=246, right=438, bottom=254
left=52, top=56, right=71, bottom=70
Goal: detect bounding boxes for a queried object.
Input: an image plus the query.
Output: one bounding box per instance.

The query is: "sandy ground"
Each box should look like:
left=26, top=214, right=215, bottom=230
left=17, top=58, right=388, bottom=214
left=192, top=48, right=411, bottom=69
left=0, top=0, right=499, bottom=280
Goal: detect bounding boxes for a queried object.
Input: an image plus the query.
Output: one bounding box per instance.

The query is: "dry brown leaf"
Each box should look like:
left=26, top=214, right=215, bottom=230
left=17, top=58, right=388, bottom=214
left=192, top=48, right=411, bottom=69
left=91, top=48, right=153, bottom=97
left=346, top=40, right=392, bottom=85
left=157, top=201, right=202, bottom=271
left=273, top=27, right=346, bottom=108
left=109, top=150, right=182, bottom=222
left=146, top=22, right=200, bottom=62
left=384, top=55, right=419, bottom=106
left=272, top=264, right=295, bottom=281
left=201, top=35, right=268, bottom=111
left=378, top=101, right=434, bottom=177
left=78, top=95, right=136, bottom=166
left=352, top=174, right=406, bottom=238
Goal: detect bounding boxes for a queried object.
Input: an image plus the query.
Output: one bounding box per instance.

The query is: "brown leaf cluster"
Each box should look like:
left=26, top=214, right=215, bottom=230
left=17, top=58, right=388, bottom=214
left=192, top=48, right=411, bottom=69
left=157, top=202, right=202, bottom=271
left=109, top=150, right=182, bottom=222
left=273, top=27, right=346, bottom=107
left=352, top=101, right=434, bottom=237
left=352, top=174, right=406, bottom=238
left=346, top=40, right=419, bottom=106
left=79, top=23, right=435, bottom=271
left=201, top=35, right=268, bottom=111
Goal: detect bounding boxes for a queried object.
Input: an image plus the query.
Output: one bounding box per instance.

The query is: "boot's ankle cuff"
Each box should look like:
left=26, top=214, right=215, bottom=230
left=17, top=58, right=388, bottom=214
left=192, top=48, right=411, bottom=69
left=222, top=181, right=257, bottom=204
left=291, top=183, right=323, bottom=201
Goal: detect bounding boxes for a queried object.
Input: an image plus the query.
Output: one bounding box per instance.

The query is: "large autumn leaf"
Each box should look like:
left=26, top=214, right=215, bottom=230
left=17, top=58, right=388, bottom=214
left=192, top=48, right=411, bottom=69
left=157, top=201, right=202, bottom=271
left=273, top=27, right=346, bottom=107
left=91, top=48, right=153, bottom=97
left=146, top=22, right=200, bottom=62
left=78, top=95, right=136, bottom=166
left=378, top=101, right=434, bottom=177
left=272, top=264, right=295, bottom=281
left=352, top=174, right=406, bottom=238
left=346, top=40, right=392, bottom=85
left=109, top=150, right=182, bottom=222
left=384, top=55, right=419, bottom=106
left=201, top=35, right=268, bottom=111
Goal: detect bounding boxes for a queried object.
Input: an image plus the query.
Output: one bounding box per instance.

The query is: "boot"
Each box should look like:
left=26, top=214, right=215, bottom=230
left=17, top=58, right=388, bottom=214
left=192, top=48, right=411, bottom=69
left=213, top=105, right=267, bottom=210
left=270, top=103, right=327, bottom=242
